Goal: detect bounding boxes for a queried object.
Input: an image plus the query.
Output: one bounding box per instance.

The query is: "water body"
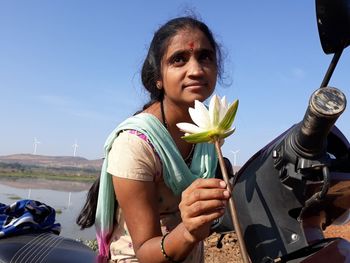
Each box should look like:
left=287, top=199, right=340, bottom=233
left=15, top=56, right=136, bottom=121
left=0, top=178, right=96, bottom=240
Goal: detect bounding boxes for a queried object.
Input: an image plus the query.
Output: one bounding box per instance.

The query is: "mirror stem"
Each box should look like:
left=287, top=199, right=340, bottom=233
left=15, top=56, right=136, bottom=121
left=320, top=48, right=344, bottom=88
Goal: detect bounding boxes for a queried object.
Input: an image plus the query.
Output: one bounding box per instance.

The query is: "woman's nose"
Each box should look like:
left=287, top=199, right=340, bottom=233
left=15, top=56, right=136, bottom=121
left=187, top=58, right=204, bottom=76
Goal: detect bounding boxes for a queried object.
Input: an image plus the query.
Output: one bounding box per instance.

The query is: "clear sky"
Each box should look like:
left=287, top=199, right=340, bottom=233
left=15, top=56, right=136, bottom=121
left=1, top=1, right=349, bottom=165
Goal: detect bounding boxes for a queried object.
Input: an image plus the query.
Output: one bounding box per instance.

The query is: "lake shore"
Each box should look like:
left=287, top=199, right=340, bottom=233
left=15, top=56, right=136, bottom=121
left=0, top=177, right=93, bottom=192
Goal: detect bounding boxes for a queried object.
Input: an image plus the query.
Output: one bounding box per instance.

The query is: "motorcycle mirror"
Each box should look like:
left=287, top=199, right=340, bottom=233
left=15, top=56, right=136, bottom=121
left=316, top=0, right=350, bottom=54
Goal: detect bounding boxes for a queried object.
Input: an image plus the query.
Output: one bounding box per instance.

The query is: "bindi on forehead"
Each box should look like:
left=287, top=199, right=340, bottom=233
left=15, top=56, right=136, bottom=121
left=188, top=42, right=195, bottom=52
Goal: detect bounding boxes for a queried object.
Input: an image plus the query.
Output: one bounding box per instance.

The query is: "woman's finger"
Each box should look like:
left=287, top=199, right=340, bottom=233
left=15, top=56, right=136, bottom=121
left=185, top=178, right=227, bottom=192
left=180, top=199, right=226, bottom=218
left=181, top=188, right=230, bottom=206
left=181, top=179, right=229, bottom=203
left=182, top=209, right=226, bottom=233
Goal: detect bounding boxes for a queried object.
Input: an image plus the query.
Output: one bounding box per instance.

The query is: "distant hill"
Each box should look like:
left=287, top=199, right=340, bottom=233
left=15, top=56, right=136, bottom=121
left=0, top=154, right=103, bottom=170
left=0, top=154, right=241, bottom=178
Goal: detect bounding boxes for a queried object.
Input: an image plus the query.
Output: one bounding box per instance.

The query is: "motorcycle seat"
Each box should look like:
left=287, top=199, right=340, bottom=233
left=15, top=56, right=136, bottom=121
left=0, top=232, right=96, bottom=263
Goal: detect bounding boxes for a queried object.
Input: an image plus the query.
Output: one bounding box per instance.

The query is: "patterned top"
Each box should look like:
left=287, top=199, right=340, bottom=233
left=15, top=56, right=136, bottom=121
left=106, top=130, right=203, bottom=263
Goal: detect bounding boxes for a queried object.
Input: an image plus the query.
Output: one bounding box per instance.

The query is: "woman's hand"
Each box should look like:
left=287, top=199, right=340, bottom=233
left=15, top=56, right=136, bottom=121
left=179, top=178, right=231, bottom=243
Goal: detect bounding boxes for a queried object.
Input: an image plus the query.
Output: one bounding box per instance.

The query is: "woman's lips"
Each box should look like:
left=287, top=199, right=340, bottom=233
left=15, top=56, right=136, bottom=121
left=184, top=82, right=207, bottom=89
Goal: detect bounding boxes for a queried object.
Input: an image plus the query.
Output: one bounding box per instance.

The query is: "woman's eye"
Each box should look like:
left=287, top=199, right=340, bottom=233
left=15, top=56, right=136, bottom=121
left=199, top=51, right=214, bottom=62
left=170, top=55, right=187, bottom=65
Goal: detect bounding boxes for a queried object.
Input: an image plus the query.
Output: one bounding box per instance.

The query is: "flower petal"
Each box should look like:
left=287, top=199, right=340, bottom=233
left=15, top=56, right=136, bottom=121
left=219, top=96, right=228, bottom=122
left=189, top=100, right=211, bottom=129
left=221, top=96, right=228, bottom=109
left=176, top=122, right=205, bottom=134
left=219, top=99, right=239, bottom=130
left=209, top=95, right=220, bottom=127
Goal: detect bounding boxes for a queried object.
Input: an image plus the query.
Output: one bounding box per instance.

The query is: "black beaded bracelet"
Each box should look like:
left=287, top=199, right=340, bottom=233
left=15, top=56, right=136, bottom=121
left=160, top=233, right=183, bottom=263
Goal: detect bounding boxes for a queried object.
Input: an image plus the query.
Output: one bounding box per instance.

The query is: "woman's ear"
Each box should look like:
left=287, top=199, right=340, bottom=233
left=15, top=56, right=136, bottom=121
left=156, top=81, right=163, bottom=90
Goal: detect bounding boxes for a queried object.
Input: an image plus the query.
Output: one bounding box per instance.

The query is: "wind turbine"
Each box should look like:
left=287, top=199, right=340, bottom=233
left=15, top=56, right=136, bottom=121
left=231, top=149, right=240, bottom=166
left=33, top=137, right=41, bottom=155
left=72, top=140, right=79, bottom=157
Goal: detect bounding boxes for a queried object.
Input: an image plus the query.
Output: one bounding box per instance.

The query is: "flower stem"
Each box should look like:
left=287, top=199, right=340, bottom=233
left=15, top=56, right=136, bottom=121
left=214, top=140, right=250, bottom=263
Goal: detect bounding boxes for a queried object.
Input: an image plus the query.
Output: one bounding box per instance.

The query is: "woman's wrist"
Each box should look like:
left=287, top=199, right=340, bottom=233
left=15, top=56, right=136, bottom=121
left=161, top=233, right=183, bottom=263
left=178, top=223, right=199, bottom=244
left=159, top=224, right=198, bottom=262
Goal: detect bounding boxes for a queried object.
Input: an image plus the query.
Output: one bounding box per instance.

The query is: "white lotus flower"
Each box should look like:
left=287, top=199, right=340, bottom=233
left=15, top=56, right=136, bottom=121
left=177, top=95, right=247, bottom=261
left=176, top=95, right=239, bottom=143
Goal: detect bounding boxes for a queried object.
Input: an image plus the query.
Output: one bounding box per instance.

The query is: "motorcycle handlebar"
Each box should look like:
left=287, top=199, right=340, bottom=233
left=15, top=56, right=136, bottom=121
left=291, top=86, right=346, bottom=158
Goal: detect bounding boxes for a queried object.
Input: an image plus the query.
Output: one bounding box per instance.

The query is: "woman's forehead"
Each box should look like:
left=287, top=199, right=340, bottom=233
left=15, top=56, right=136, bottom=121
left=165, top=28, right=213, bottom=54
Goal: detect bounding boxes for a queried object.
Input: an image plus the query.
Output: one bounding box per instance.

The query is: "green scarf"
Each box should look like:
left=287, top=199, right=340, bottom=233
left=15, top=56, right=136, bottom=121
left=95, top=113, right=217, bottom=258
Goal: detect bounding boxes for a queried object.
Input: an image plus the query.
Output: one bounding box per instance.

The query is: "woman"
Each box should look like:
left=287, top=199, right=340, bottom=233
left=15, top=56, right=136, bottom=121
left=78, top=16, right=231, bottom=263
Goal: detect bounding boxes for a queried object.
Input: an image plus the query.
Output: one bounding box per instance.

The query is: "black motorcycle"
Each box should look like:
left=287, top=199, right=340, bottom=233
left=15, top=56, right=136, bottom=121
left=231, top=0, right=350, bottom=262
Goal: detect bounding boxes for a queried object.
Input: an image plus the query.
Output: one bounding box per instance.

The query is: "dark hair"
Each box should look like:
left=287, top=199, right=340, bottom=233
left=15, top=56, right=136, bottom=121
left=76, top=176, right=100, bottom=229
left=77, top=16, right=223, bottom=229
left=141, top=16, right=223, bottom=110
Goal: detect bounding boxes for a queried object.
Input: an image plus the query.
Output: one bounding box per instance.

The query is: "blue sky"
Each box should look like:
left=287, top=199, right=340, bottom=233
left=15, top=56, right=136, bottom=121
left=1, top=1, right=349, bottom=165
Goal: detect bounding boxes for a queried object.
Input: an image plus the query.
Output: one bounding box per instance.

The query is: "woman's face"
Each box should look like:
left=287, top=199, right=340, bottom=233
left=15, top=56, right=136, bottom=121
left=160, top=28, right=217, bottom=107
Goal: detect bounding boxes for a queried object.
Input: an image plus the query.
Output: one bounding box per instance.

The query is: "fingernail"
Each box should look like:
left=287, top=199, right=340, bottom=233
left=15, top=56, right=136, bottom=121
left=223, top=190, right=230, bottom=197
left=219, top=181, right=226, bottom=188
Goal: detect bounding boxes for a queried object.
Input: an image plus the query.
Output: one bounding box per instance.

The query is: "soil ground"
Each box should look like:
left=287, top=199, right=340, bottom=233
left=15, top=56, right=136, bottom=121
left=204, top=223, right=350, bottom=262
